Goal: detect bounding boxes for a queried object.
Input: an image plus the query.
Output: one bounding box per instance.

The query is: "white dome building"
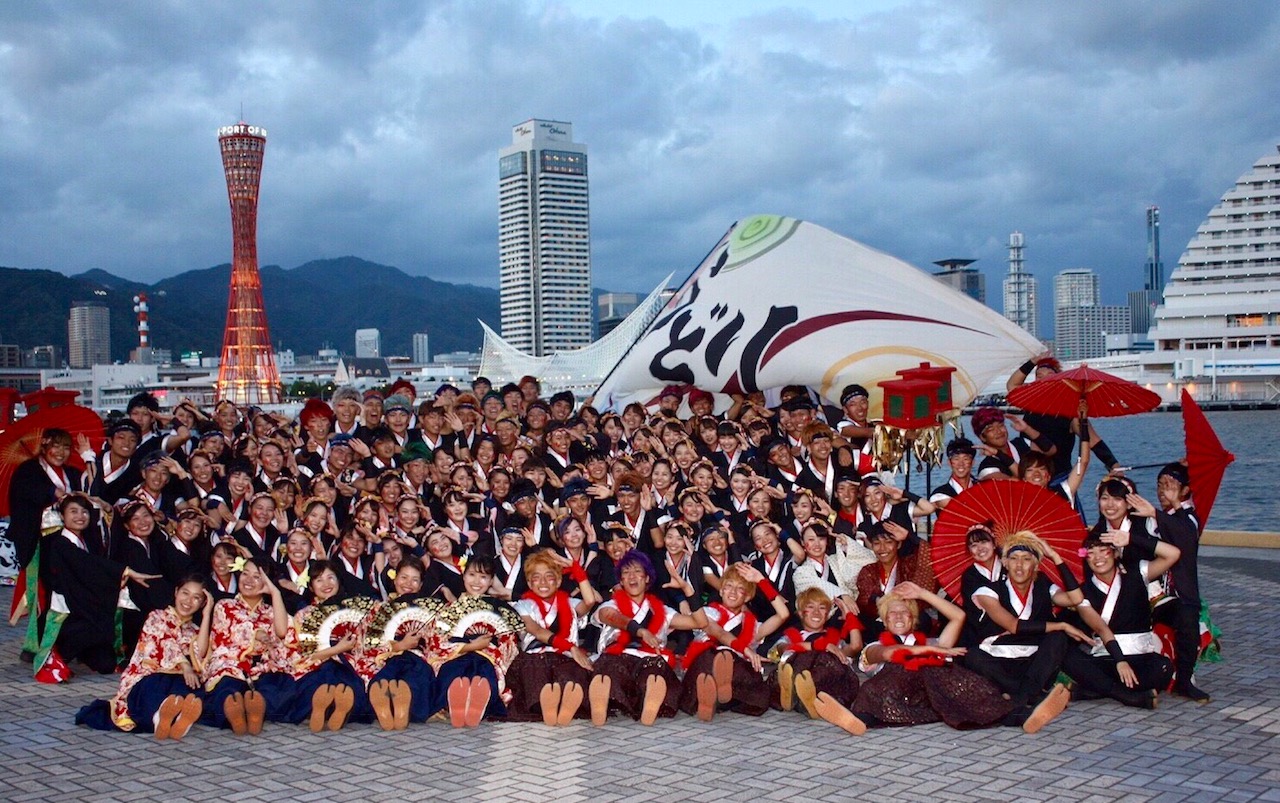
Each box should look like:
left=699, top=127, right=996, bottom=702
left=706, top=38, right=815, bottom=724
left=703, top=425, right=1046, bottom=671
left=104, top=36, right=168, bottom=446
left=1136, top=143, right=1280, bottom=403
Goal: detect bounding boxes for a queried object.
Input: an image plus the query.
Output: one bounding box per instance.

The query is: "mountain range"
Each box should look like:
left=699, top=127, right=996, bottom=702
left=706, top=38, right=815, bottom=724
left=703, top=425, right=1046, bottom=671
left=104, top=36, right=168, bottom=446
left=0, top=257, right=507, bottom=360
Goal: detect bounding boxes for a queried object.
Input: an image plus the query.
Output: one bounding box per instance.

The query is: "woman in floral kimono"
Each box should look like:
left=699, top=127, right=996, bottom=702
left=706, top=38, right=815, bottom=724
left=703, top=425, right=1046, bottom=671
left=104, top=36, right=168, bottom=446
left=200, top=557, right=296, bottom=735
left=286, top=559, right=376, bottom=732
left=75, top=576, right=212, bottom=740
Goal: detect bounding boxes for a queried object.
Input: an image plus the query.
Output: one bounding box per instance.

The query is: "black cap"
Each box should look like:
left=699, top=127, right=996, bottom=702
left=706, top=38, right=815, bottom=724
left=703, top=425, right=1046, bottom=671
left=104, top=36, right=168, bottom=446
left=559, top=478, right=591, bottom=503
left=946, top=437, right=977, bottom=458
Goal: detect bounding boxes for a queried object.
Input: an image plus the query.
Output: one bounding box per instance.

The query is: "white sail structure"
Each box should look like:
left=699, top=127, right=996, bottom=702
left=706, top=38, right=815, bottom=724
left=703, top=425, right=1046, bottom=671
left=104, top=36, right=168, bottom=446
left=477, top=276, right=673, bottom=396
left=594, top=215, right=1042, bottom=417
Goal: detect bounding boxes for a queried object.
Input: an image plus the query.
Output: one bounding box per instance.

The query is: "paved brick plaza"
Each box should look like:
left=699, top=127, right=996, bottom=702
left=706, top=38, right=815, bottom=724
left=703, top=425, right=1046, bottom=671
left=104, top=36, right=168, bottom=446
left=2, top=552, right=1277, bottom=803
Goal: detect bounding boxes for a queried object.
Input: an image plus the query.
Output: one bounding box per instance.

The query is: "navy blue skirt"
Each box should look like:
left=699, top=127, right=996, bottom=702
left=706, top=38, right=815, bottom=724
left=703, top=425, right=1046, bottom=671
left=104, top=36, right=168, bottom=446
left=432, top=653, right=506, bottom=719
left=75, top=673, right=201, bottom=733
left=200, top=673, right=298, bottom=729
left=372, top=653, right=438, bottom=723
left=286, top=659, right=373, bottom=725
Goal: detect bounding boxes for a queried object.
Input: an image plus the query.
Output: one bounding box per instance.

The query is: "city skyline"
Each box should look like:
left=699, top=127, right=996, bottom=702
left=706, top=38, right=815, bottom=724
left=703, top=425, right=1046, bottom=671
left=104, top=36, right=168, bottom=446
left=2, top=3, right=1280, bottom=314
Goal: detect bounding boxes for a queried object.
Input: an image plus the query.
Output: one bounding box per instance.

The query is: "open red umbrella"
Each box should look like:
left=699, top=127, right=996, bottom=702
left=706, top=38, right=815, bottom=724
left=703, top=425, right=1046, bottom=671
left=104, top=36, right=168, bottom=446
left=932, top=481, right=1086, bottom=600
left=0, top=405, right=104, bottom=517
left=1180, top=389, right=1235, bottom=530
left=1007, top=364, right=1161, bottom=419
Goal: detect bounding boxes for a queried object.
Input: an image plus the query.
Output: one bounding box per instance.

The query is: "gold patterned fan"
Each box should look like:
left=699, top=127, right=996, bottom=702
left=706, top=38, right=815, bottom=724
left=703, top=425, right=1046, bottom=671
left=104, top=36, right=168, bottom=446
left=435, top=595, right=525, bottom=642
left=368, top=596, right=446, bottom=647
left=296, top=596, right=378, bottom=655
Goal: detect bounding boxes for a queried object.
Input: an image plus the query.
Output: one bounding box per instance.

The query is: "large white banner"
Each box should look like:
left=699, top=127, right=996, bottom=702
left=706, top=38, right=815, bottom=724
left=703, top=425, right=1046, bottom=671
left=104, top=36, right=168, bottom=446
left=595, top=215, right=1042, bottom=418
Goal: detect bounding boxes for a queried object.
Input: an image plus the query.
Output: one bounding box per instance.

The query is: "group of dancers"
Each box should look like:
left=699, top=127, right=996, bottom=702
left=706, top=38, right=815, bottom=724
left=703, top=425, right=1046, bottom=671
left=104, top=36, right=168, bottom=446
left=3, top=356, right=1213, bottom=741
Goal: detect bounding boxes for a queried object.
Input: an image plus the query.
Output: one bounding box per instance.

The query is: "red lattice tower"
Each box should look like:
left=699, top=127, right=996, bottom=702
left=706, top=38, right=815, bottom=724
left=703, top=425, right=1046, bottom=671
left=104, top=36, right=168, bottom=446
left=216, top=121, right=281, bottom=405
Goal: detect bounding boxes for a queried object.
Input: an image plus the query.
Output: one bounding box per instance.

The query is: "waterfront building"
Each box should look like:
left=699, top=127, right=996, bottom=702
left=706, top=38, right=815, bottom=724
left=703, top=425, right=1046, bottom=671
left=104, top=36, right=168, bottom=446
left=498, top=119, right=592, bottom=356
left=1135, top=143, right=1280, bottom=402
left=597, top=292, right=641, bottom=339
left=1055, top=269, right=1131, bottom=361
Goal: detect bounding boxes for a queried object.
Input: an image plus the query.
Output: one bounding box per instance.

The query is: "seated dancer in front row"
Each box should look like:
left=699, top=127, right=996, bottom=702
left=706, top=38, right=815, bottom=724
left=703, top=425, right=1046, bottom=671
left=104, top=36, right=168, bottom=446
left=591, top=550, right=707, bottom=725
left=963, top=532, right=1079, bottom=733
left=808, top=581, right=1015, bottom=735
left=679, top=564, right=790, bottom=722
left=776, top=587, right=863, bottom=718
left=362, top=556, right=439, bottom=731
left=507, top=550, right=602, bottom=726
left=286, top=559, right=375, bottom=732
left=1070, top=529, right=1181, bottom=702
left=76, top=576, right=213, bottom=741
left=200, top=558, right=297, bottom=736
left=430, top=556, right=525, bottom=729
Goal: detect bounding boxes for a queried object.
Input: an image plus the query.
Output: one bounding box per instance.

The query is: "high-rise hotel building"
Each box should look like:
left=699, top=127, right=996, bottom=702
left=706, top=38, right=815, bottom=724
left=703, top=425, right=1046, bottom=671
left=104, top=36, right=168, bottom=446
left=68, top=301, right=110, bottom=368
left=498, top=119, right=592, bottom=356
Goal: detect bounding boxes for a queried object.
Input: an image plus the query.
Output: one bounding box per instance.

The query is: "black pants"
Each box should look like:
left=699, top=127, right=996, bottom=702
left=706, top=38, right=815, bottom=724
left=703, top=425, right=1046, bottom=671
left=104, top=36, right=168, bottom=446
left=1154, top=601, right=1202, bottom=686
left=1061, top=647, right=1173, bottom=702
left=963, top=631, right=1069, bottom=710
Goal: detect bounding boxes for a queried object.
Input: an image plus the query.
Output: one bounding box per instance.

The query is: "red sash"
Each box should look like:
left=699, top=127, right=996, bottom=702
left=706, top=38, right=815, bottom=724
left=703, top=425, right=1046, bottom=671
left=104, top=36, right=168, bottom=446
left=682, top=603, right=758, bottom=668
left=604, top=590, right=672, bottom=663
left=879, top=630, right=946, bottom=670
left=522, top=589, right=577, bottom=653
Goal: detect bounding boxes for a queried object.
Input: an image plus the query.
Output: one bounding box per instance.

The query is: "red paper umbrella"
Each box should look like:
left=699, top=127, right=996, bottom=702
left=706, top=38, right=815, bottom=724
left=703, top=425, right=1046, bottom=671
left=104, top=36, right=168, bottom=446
left=1180, top=390, right=1235, bottom=530
left=0, top=405, right=104, bottom=518
left=1007, top=364, right=1161, bottom=419
left=932, top=481, right=1087, bottom=600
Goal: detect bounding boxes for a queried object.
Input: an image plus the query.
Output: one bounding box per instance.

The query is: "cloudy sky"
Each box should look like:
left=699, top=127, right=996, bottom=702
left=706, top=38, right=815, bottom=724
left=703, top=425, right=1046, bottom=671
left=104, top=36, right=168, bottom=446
left=2, top=1, right=1278, bottom=313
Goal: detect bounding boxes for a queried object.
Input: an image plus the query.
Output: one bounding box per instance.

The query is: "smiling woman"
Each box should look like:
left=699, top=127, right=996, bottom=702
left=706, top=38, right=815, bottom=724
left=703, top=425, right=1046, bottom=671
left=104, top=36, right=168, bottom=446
left=75, top=576, right=212, bottom=740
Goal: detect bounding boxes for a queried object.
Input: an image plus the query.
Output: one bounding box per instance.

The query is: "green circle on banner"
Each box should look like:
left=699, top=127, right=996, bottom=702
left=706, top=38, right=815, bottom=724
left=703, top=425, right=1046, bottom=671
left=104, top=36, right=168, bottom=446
left=723, top=215, right=801, bottom=273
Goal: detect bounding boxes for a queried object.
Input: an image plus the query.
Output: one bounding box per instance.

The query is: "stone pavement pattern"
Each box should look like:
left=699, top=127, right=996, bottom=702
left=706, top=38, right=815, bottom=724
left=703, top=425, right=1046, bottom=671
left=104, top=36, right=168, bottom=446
left=1, top=555, right=1278, bottom=803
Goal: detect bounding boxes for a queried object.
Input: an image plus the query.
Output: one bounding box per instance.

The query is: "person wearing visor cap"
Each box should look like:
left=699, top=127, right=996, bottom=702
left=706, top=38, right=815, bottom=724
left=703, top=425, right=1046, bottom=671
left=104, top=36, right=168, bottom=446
left=929, top=438, right=978, bottom=511
left=380, top=394, right=415, bottom=448
left=558, top=477, right=604, bottom=540
left=970, top=406, right=1055, bottom=481
left=507, top=479, right=553, bottom=550
left=129, top=450, right=186, bottom=522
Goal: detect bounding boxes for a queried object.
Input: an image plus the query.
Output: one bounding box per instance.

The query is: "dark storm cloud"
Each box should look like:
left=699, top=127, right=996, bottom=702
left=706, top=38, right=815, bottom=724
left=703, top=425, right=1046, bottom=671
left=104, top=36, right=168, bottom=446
left=2, top=0, right=1279, bottom=326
